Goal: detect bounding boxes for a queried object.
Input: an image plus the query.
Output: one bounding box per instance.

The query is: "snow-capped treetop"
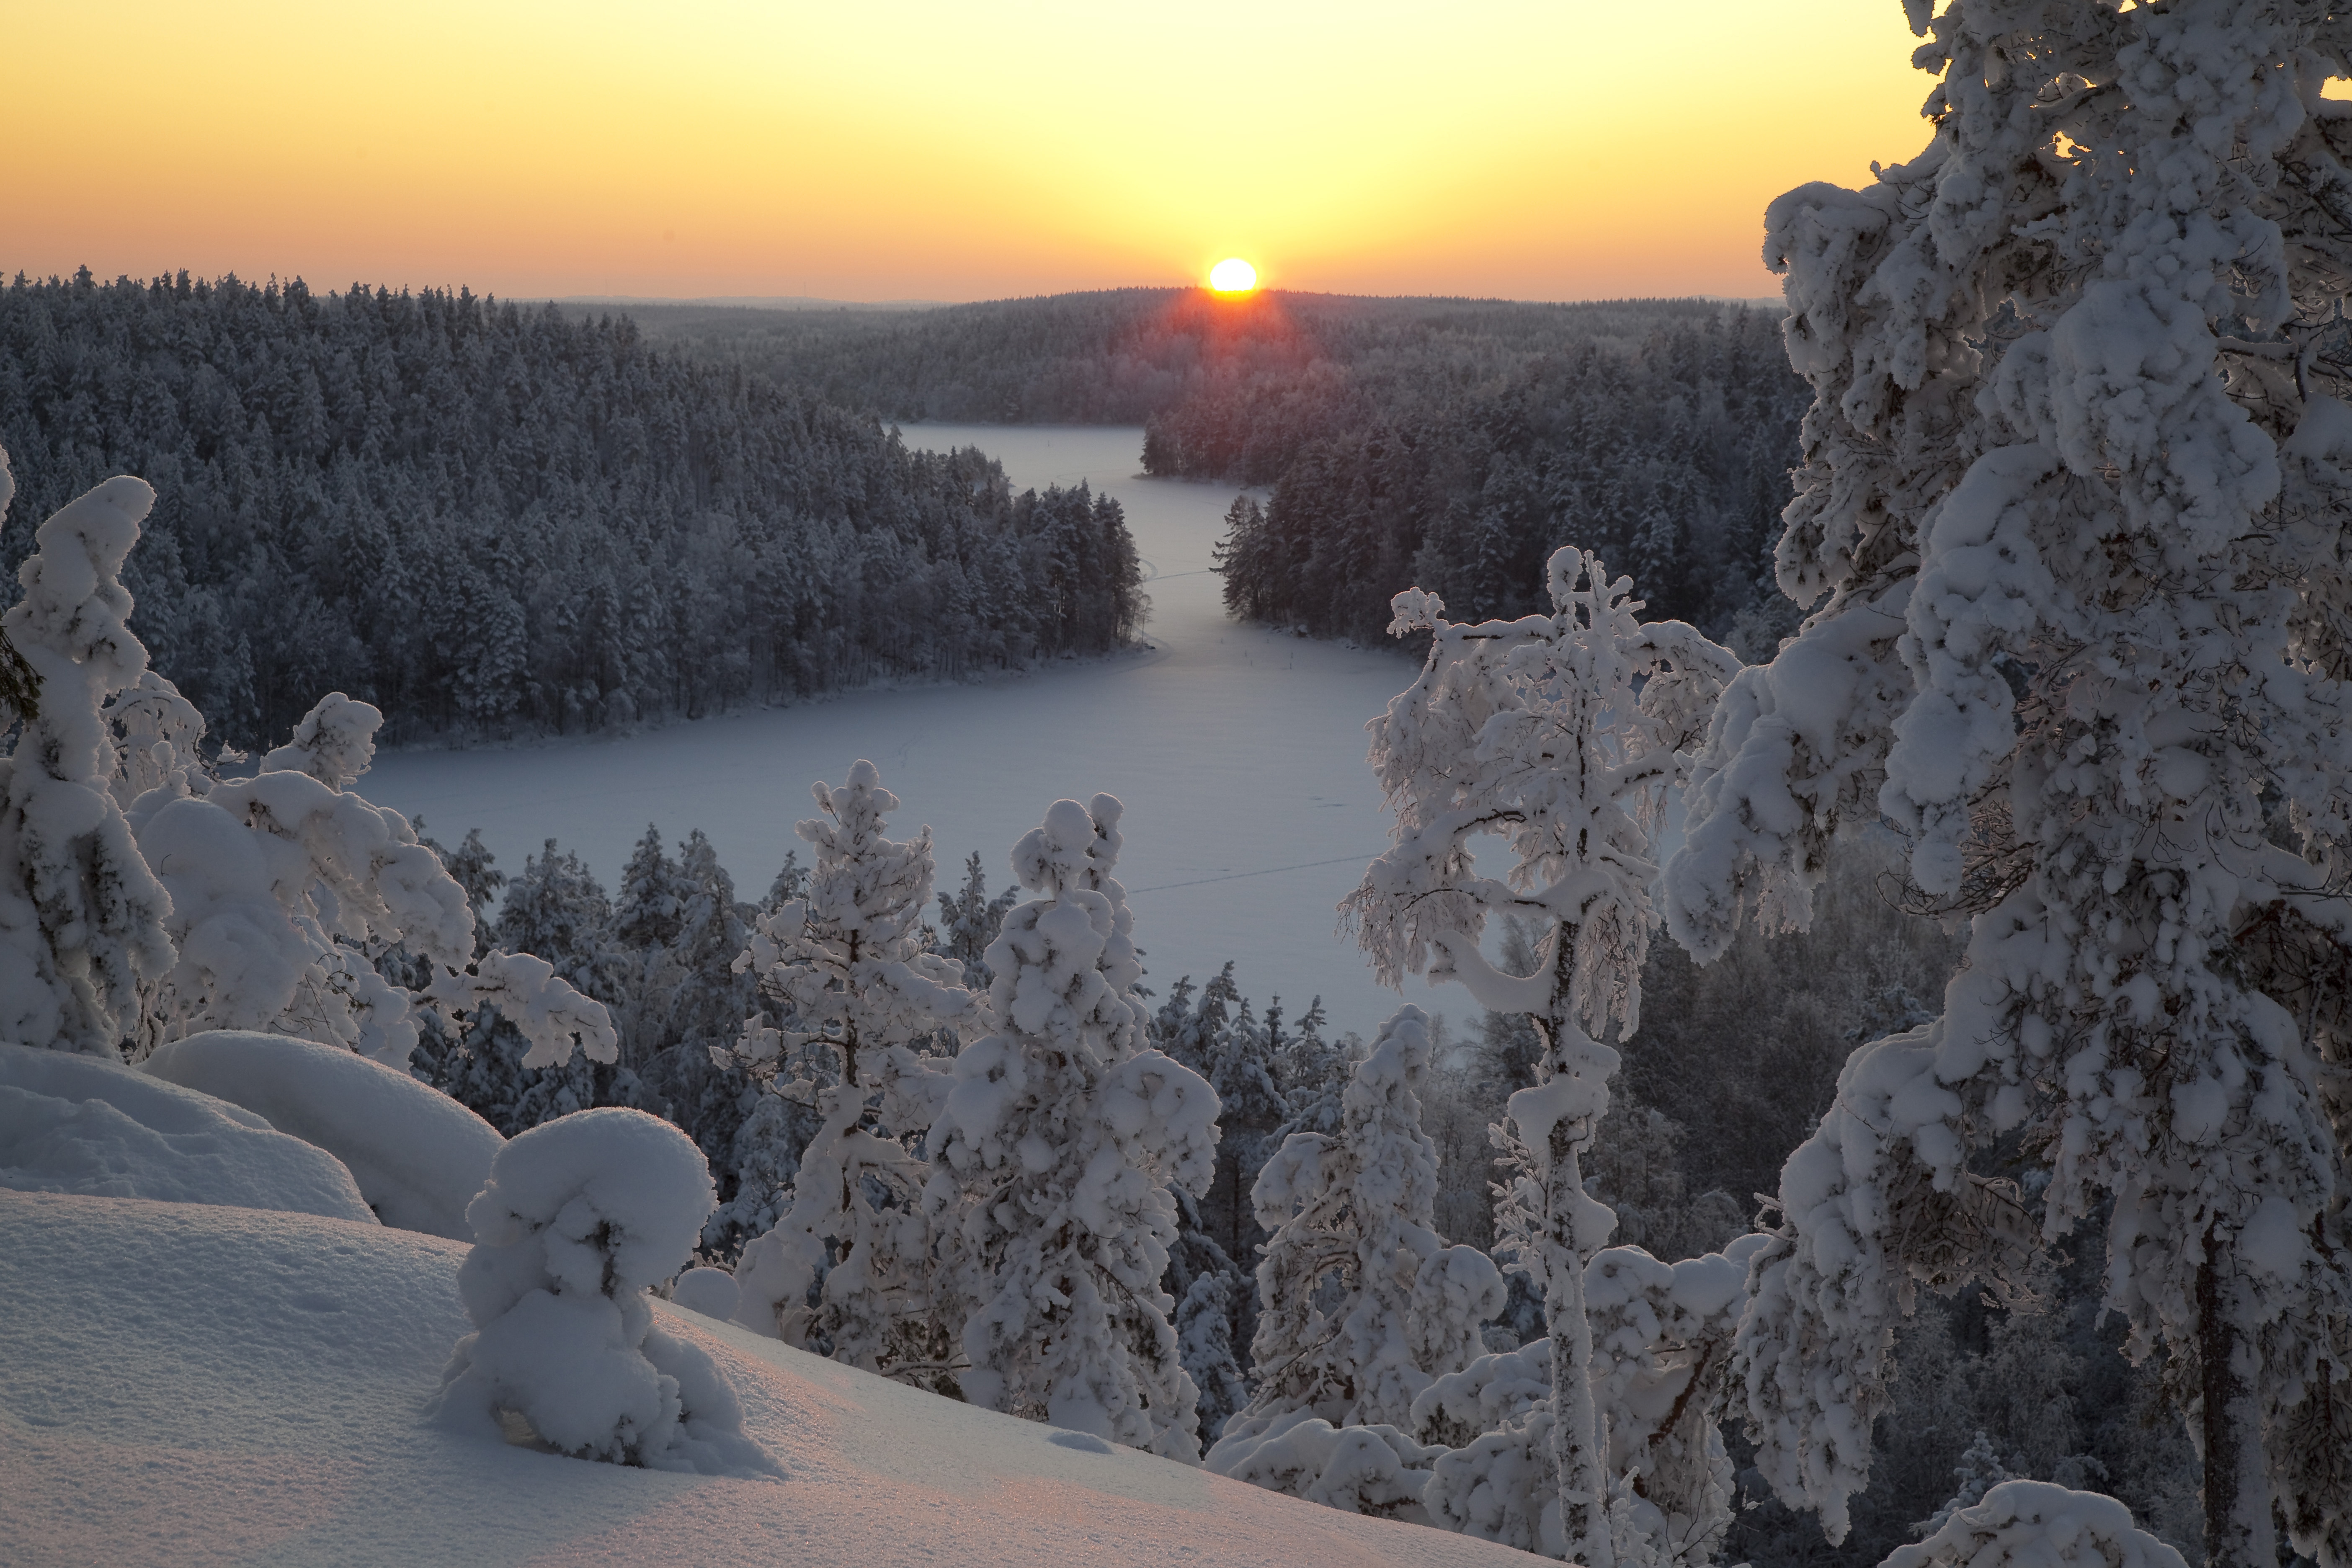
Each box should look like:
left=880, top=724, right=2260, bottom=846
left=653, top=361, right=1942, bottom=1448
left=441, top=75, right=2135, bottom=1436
left=258, top=692, right=381, bottom=790
left=1347, top=549, right=1736, bottom=1042
left=734, top=759, right=975, bottom=1088
left=1881, top=1480, right=2188, bottom=1568
left=7, top=473, right=154, bottom=784
left=463, top=1106, right=714, bottom=1304
left=0, top=464, right=175, bottom=1054
left=986, top=793, right=1145, bottom=1059
left=129, top=764, right=471, bottom=1062
left=106, top=672, right=210, bottom=809
left=615, top=824, right=684, bottom=953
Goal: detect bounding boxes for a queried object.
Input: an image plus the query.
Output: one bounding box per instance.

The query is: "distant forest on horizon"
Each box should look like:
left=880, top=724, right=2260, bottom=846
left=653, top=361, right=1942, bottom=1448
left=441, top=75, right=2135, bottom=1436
left=614, top=285, right=1809, bottom=654
left=0, top=270, right=1146, bottom=750
left=0, top=268, right=1805, bottom=753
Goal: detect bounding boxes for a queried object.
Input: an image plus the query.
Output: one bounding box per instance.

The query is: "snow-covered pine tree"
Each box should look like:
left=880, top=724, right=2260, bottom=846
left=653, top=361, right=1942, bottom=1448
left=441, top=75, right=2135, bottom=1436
left=614, top=823, right=686, bottom=953
left=727, top=761, right=975, bottom=1382
left=0, top=457, right=175, bottom=1055
left=129, top=692, right=618, bottom=1079
left=1418, top=1237, right=1765, bottom=1565
left=923, top=793, right=1219, bottom=1458
left=1344, top=547, right=1738, bottom=1565
left=1210, top=1004, right=1503, bottom=1470
left=935, top=848, right=1018, bottom=988
left=668, top=828, right=753, bottom=1056
left=1662, top=9, right=2352, bottom=1565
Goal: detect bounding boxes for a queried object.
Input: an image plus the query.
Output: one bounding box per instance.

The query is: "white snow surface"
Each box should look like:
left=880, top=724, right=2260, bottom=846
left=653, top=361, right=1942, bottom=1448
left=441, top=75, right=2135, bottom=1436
left=1, top=1187, right=1546, bottom=1567
left=142, top=1030, right=502, bottom=1241
left=0, top=1042, right=374, bottom=1223
left=362, top=426, right=1448, bottom=1042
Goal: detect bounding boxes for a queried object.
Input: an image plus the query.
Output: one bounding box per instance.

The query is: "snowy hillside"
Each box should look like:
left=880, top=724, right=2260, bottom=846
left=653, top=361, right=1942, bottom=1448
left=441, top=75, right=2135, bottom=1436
left=1, top=1187, right=1542, bottom=1567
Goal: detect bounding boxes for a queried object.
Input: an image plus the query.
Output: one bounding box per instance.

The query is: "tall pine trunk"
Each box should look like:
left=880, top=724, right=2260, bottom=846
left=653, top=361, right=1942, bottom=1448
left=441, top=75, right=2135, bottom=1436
left=1540, top=945, right=1613, bottom=1568
left=2197, top=1226, right=2271, bottom=1568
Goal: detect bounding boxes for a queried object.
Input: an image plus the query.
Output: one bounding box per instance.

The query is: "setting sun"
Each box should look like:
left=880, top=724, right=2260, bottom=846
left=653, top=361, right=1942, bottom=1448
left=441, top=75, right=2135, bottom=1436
left=1209, top=257, right=1258, bottom=293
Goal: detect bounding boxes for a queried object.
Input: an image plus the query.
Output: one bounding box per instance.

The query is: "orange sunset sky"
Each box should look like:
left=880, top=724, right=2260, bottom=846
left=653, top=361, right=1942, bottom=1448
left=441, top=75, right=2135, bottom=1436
left=7, top=2, right=1937, bottom=304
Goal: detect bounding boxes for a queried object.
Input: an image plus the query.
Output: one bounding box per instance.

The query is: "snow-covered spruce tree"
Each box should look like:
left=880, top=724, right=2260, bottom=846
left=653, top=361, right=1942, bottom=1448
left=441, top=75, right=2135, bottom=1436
left=934, top=848, right=1019, bottom=988
left=1151, top=962, right=1287, bottom=1432
left=1207, top=1004, right=1504, bottom=1514
left=923, top=794, right=1219, bottom=1458
left=1342, top=547, right=1738, bottom=1565
left=1659, top=9, right=2352, bottom=1565
left=726, top=761, right=975, bottom=1383
left=0, top=456, right=175, bottom=1054
left=434, top=1106, right=774, bottom=1477
left=423, top=838, right=632, bottom=1135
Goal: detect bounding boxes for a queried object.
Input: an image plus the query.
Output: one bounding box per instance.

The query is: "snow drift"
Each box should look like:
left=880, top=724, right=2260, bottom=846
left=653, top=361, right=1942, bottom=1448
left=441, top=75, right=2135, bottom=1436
left=0, top=1186, right=1546, bottom=1567
left=142, top=1029, right=502, bottom=1240
left=0, top=1042, right=374, bottom=1223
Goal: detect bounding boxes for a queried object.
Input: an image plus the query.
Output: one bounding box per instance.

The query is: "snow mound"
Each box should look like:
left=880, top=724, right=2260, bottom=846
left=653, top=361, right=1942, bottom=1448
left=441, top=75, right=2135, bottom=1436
left=672, top=1266, right=741, bottom=1320
left=143, top=1030, right=502, bottom=1240
left=1205, top=1407, right=1440, bottom=1522
left=436, top=1108, right=773, bottom=1477
left=1883, top=1479, right=2190, bottom=1568
left=3, top=1188, right=1545, bottom=1567
left=0, top=1043, right=374, bottom=1223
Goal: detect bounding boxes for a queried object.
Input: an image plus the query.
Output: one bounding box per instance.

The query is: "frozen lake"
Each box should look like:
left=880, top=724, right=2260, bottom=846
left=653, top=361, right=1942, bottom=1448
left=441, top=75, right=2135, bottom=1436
left=364, top=424, right=1451, bottom=1041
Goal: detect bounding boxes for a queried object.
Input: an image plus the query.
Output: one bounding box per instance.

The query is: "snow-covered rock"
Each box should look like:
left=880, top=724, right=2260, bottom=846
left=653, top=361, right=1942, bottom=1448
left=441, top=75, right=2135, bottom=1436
left=142, top=1029, right=502, bottom=1241
left=0, top=1042, right=374, bottom=1223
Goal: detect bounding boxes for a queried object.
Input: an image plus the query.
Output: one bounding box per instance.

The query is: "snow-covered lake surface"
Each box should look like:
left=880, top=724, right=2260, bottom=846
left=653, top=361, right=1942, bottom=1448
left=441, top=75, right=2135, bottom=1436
left=365, top=424, right=1448, bottom=1042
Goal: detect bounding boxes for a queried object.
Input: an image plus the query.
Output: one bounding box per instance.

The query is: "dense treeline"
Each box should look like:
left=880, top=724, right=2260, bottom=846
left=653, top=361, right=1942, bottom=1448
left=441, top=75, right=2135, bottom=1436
left=1211, top=305, right=1806, bottom=647
left=606, top=289, right=1747, bottom=434
left=623, top=287, right=1805, bottom=649
left=0, top=270, right=1145, bottom=748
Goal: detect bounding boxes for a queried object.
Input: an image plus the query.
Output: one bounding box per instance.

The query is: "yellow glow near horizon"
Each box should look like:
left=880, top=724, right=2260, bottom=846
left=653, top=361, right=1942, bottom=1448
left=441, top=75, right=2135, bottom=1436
left=1209, top=258, right=1259, bottom=294
left=2, top=2, right=1940, bottom=303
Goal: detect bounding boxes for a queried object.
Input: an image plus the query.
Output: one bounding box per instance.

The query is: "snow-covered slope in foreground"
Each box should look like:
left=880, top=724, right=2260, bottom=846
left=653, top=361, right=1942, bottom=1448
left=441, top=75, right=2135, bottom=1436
left=0, top=1189, right=1538, bottom=1567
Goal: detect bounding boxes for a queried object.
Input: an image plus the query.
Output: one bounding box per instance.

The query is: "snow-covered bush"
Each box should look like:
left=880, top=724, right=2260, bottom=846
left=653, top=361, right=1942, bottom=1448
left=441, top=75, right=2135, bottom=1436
left=1344, top=547, right=1736, bottom=1566
left=727, top=761, right=974, bottom=1382
left=924, top=794, right=1217, bottom=1459
left=1205, top=1409, right=1444, bottom=1524
left=434, top=1106, right=772, bottom=1476
left=142, top=1030, right=503, bottom=1241
left=1880, top=1481, right=2187, bottom=1568
left=1662, top=8, right=2352, bottom=1564
left=0, top=462, right=175, bottom=1054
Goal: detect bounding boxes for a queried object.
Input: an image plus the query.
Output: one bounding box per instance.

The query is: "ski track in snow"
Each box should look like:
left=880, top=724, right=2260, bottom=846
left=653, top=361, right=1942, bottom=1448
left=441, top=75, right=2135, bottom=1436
left=364, top=425, right=1450, bottom=1042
